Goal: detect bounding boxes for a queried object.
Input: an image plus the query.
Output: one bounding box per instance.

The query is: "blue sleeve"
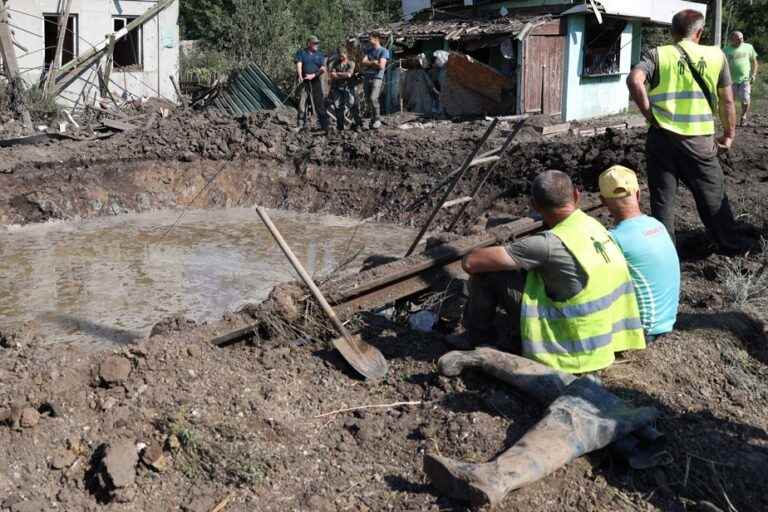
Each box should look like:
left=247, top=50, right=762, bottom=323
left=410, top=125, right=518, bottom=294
left=294, top=50, right=303, bottom=63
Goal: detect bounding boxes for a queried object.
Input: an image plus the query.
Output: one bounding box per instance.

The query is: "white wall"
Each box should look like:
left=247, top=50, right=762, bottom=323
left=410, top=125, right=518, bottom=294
left=402, top=0, right=431, bottom=20
left=561, top=15, right=635, bottom=121
left=7, top=0, right=179, bottom=108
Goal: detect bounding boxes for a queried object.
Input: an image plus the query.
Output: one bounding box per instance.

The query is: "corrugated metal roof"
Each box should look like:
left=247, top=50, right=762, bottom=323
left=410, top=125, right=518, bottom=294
left=211, top=63, right=286, bottom=115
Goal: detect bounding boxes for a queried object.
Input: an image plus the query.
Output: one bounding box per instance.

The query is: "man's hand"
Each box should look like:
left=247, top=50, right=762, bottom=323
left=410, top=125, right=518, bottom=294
left=715, top=135, right=734, bottom=154
left=305, top=73, right=316, bottom=81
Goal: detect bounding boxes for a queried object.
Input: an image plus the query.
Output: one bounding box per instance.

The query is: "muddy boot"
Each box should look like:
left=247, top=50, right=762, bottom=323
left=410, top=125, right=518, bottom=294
left=424, top=377, right=659, bottom=507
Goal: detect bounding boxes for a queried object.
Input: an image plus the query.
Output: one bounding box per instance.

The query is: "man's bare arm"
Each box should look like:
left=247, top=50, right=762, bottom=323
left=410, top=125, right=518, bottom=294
left=716, top=84, right=737, bottom=150
left=751, top=57, right=759, bottom=82
left=296, top=62, right=303, bottom=81
left=627, top=68, right=654, bottom=123
left=338, top=61, right=355, bottom=78
left=462, top=247, right=521, bottom=274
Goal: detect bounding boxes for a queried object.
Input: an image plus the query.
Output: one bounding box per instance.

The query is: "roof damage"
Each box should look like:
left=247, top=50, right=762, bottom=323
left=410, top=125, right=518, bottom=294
left=371, top=13, right=553, bottom=41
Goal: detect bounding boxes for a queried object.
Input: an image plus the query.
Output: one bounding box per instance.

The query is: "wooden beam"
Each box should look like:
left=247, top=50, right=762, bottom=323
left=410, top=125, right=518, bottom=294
left=44, top=0, right=73, bottom=95
left=101, top=35, right=116, bottom=97
left=0, top=0, right=19, bottom=78
left=0, top=1, right=31, bottom=128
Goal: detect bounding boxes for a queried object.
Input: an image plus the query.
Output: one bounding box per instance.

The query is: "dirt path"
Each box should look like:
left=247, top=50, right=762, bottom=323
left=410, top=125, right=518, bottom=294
left=1, top=104, right=768, bottom=511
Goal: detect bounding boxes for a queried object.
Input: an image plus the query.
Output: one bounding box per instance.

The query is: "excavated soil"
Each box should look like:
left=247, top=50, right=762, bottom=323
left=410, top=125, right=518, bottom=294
left=0, top=109, right=644, bottom=231
left=1, top=102, right=768, bottom=512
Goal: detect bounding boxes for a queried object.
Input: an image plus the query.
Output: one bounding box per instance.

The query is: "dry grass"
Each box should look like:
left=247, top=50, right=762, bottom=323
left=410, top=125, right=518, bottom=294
left=719, top=238, right=768, bottom=310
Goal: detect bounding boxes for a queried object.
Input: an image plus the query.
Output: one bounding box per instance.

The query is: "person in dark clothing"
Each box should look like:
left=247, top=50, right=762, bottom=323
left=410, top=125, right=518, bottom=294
left=626, top=9, right=751, bottom=254
left=329, top=47, right=362, bottom=131
left=295, top=35, right=328, bottom=131
left=361, top=32, right=388, bottom=129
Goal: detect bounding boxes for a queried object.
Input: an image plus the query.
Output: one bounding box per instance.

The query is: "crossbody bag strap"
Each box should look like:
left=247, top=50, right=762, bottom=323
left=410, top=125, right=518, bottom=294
left=674, top=44, right=716, bottom=113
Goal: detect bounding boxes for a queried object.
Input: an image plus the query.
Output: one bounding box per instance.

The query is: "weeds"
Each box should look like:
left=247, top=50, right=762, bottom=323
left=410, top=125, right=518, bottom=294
left=719, top=238, right=768, bottom=309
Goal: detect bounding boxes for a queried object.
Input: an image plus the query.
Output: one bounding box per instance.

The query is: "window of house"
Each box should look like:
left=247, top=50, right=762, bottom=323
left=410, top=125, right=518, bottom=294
left=43, top=14, right=78, bottom=69
left=582, top=16, right=626, bottom=77
left=113, top=17, right=142, bottom=70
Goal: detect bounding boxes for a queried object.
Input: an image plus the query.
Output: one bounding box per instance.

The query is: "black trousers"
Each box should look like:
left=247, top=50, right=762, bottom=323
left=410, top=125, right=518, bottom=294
left=462, top=271, right=526, bottom=354
left=297, top=79, right=328, bottom=129
left=646, top=127, right=740, bottom=251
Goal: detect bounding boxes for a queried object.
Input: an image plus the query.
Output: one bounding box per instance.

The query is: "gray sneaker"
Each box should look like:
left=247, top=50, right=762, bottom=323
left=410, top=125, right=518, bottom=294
left=371, top=120, right=382, bottom=130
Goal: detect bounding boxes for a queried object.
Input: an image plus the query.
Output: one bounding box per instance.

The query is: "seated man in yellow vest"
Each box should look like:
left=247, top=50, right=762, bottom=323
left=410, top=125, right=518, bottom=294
left=447, top=170, right=645, bottom=374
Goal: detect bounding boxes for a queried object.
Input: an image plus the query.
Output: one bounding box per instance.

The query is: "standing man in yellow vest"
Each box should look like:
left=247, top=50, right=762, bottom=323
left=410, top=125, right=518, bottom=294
left=627, top=9, right=750, bottom=255
left=448, top=170, right=645, bottom=374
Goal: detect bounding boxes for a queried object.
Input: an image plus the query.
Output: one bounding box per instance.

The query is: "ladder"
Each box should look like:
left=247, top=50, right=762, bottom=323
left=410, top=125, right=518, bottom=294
left=404, top=115, right=527, bottom=257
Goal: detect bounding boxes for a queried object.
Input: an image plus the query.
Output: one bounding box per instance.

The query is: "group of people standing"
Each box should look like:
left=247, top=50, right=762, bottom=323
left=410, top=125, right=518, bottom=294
left=293, top=32, right=389, bottom=132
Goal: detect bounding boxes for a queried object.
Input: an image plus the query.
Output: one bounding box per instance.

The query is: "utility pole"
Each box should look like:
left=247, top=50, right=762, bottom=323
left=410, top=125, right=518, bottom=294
left=714, top=0, right=723, bottom=47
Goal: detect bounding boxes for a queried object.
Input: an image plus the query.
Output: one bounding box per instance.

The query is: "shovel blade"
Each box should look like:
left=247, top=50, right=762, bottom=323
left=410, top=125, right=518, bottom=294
left=332, top=333, right=388, bottom=381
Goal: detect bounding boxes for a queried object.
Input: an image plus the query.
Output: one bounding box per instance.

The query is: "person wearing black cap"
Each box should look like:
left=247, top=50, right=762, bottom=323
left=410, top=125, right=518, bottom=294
left=295, top=35, right=328, bottom=131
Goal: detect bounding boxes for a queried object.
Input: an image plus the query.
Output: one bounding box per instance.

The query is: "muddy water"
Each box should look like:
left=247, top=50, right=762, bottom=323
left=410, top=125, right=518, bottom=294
left=0, top=208, right=413, bottom=349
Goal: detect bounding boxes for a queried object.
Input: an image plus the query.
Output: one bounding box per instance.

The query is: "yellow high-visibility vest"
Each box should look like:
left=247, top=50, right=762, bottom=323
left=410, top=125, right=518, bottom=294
left=521, top=210, right=645, bottom=374
left=649, top=40, right=724, bottom=136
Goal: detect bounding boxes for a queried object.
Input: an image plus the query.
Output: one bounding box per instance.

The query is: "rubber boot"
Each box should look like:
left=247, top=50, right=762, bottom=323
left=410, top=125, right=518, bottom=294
left=424, top=377, right=659, bottom=507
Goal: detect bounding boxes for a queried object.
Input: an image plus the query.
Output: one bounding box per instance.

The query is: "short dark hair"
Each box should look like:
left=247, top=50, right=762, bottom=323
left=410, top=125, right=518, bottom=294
left=672, top=9, right=705, bottom=39
left=369, top=32, right=382, bottom=41
left=531, top=170, right=575, bottom=210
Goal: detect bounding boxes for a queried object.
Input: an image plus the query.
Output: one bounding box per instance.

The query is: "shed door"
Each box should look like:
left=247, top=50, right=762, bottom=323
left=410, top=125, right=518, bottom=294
left=523, top=23, right=566, bottom=116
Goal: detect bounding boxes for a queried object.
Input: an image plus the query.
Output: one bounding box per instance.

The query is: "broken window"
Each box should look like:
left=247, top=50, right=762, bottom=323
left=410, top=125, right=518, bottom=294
left=43, top=14, right=78, bottom=70
left=113, top=17, right=143, bottom=70
left=582, top=17, right=626, bottom=77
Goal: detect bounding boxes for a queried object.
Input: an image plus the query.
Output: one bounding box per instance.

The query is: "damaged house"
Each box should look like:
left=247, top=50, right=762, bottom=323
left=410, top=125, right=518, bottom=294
left=1, top=0, right=179, bottom=107
left=387, top=0, right=707, bottom=120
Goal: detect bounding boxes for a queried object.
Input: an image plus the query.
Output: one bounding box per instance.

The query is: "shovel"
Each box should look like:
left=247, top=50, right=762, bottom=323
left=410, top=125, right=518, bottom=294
left=256, top=207, right=388, bottom=381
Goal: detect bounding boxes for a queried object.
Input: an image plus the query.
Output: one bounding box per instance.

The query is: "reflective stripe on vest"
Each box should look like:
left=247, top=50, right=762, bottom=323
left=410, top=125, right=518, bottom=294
left=523, top=317, right=643, bottom=355
left=648, top=41, right=723, bottom=136
left=520, top=210, right=645, bottom=374
left=521, top=281, right=635, bottom=320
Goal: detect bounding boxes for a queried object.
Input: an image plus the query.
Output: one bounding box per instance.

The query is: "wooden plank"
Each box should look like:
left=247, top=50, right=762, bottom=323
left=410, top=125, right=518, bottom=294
left=328, top=215, right=541, bottom=305
left=334, top=260, right=466, bottom=320
left=468, top=155, right=500, bottom=168
left=101, top=118, right=138, bottom=132
left=44, top=0, right=73, bottom=95
left=102, top=35, right=116, bottom=96
left=445, top=52, right=514, bottom=104
left=538, top=122, right=571, bottom=135
left=441, top=196, right=473, bottom=209
left=0, top=0, right=19, bottom=77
